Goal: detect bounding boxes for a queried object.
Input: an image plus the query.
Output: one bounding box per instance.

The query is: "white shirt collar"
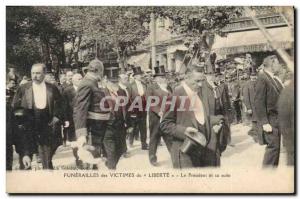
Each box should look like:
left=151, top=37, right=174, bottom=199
left=73, top=85, right=78, bottom=91
left=119, top=83, right=127, bottom=89
left=32, top=80, right=46, bottom=87
left=264, top=69, right=275, bottom=78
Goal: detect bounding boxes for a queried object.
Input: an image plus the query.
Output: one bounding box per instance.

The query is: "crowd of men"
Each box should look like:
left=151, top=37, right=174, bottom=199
left=6, top=54, right=294, bottom=170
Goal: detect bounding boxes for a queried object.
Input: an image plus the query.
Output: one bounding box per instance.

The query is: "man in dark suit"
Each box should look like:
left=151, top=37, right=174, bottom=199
left=6, top=79, right=16, bottom=170
left=278, top=77, right=294, bottom=166
left=160, top=64, right=228, bottom=168
left=102, top=67, right=129, bottom=169
left=62, top=74, right=83, bottom=143
left=73, top=59, right=111, bottom=169
left=147, top=65, right=173, bottom=166
left=254, top=55, right=284, bottom=167
left=230, top=78, right=242, bottom=124
left=12, top=63, right=63, bottom=169
left=242, top=71, right=258, bottom=142
left=127, top=66, right=148, bottom=150
left=118, top=73, right=131, bottom=158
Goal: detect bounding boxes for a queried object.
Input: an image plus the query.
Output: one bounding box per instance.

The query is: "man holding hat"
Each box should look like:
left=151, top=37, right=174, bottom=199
left=147, top=65, right=173, bottom=166
left=160, top=64, right=228, bottom=168
left=128, top=66, right=148, bottom=150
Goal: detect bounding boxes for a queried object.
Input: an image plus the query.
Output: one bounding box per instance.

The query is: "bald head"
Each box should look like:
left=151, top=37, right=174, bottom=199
left=31, top=63, right=46, bottom=84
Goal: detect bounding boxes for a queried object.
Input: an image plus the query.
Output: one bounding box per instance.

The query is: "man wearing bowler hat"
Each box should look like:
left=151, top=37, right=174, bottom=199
left=128, top=66, right=148, bottom=150
left=147, top=65, right=173, bottom=166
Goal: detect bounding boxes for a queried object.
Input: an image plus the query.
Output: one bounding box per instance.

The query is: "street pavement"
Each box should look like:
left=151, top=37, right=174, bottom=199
left=12, top=123, right=288, bottom=170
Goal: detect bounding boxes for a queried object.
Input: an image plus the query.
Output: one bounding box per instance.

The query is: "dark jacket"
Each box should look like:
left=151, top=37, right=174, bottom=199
left=160, top=82, right=228, bottom=168
left=11, top=82, right=63, bottom=155
left=62, top=85, right=76, bottom=122
left=254, top=70, right=283, bottom=144
left=242, top=80, right=257, bottom=120
left=127, top=80, right=147, bottom=116
left=73, top=74, right=109, bottom=138
left=146, top=82, right=172, bottom=115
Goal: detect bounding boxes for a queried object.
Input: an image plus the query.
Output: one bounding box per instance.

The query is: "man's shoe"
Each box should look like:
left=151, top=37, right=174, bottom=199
left=142, top=144, right=148, bottom=150
left=150, top=156, right=158, bottom=166
left=123, top=152, right=130, bottom=158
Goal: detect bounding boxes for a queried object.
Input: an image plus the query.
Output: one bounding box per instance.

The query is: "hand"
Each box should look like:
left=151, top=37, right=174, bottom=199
left=247, top=109, right=253, bottom=115
left=213, top=124, right=222, bottom=134
left=22, top=155, right=31, bottom=169
left=49, top=117, right=60, bottom=127
left=158, top=111, right=163, bottom=117
left=126, top=127, right=134, bottom=134
left=263, top=124, right=272, bottom=133
left=64, top=121, right=70, bottom=128
left=184, top=127, right=199, bottom=136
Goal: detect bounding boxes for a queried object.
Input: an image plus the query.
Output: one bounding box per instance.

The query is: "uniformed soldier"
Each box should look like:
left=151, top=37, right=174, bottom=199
left=73, top=59, right=109, bottom=168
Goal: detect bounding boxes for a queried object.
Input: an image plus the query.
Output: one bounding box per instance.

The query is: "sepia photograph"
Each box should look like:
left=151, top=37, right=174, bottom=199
left=5, top=5, right=295, bottom=194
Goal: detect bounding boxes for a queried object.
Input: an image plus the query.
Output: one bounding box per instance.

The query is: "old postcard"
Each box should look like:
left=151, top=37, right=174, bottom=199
left=6, top=5, right=295, bottom=193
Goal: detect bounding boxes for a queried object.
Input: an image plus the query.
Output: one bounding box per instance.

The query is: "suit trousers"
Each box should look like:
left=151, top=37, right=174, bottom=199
left=38, top=144, right=54, bottom=169
left=87, top=119, right=107, bottom=158
left=233, top=100, right=242, bottom=123
left=129, top=114, right=147, bottom=147
left=103, top=124, right=123, bottom=170
left=148, top=111, right=172, bottom=161
left=262, top=113, right=281, bottom=167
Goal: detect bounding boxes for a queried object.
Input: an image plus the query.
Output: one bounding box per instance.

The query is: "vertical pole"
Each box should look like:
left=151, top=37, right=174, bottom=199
left=95, top=38, right=98, bottom=59
left=150, top=13, right=156, bottom=73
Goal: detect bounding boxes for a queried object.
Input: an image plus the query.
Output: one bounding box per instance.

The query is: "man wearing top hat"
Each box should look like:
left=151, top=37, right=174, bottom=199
left=73, top=59, right=109, bottom=167
left=12, top=63, right=63, bottom=169
left=101, top=67, right=129, bottom=169
left=147, top=65, right=173, bottom=166
left=127, top=66, right=148, bottom=150
left=118, top=72, right=132, bottom=158
left=160, top=64, right=227, bottom=168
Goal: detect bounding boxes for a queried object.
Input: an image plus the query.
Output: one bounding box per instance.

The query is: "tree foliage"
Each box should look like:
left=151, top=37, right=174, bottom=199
left=7, top=6, right=245, bottom=73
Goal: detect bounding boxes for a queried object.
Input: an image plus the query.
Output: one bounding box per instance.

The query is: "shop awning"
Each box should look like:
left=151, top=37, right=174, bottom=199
left=212, top=27, right=294, bottom=56
left=126, top=52, right=150, bottom=71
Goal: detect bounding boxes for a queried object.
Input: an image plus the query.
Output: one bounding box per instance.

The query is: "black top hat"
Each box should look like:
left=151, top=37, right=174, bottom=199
left=250, top=68, right=257, bottom=76
left=154, top=65, right=167, bottom=77
left=132, top=66, right=143, bottom=76
left=105, top=67, right=120, bottom=82
left=215, top=67, right=222, bottom=76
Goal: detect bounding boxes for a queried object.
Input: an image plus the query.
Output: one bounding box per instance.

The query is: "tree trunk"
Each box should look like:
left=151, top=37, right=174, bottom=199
left=74, top=35, right=82, bottom=65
